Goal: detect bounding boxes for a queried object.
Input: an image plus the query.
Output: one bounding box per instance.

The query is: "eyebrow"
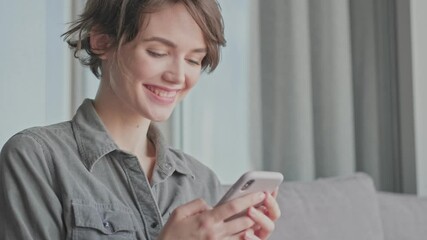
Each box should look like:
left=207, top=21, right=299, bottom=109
left=142, top=36, right=207, bottom=53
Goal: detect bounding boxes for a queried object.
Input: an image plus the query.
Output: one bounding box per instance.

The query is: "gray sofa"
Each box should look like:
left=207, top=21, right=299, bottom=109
left=267, top=173, right=427, bottom=240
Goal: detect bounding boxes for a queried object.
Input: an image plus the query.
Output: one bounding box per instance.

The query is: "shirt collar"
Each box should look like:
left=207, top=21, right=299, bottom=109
left=147, top=124, right=194, bottom=180
left=72, top=99, right=194, bottom=178
left=71, top=99, right=118, bottom=171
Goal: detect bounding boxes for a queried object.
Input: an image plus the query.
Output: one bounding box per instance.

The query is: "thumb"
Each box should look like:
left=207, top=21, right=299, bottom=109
left=170, top=199, right=212, bottom=221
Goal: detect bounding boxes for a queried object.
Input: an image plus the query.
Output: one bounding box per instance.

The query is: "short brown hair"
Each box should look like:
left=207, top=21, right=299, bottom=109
left=62, top=0, right=226, bottom=78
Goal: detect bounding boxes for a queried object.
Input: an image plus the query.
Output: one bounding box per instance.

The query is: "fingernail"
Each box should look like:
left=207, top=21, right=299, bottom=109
left=249, top=207, right=256, bottom=215
left=258, top=192, right=265, bottom=200
left=244, top=231, right=256, bottom=240
left=260, top=205, right=267, bottom=212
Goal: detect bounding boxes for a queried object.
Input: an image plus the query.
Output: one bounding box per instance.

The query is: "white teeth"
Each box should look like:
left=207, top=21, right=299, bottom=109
left=146, top=86, right=177, bottom=98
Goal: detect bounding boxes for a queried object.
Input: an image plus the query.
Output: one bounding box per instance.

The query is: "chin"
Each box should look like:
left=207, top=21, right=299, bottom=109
left=147, top=111, right=173, bottom=122
left=150, top=117, right=170, bottom=123
left=139, top=102, right=177, bottom=122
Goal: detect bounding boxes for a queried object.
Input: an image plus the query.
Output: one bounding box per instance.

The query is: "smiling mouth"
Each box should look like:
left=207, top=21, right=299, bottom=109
left=144, top=85, right=179, bottom=98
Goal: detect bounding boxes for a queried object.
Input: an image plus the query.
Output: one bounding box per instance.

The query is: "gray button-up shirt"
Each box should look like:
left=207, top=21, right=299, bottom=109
left=0, top=99, right=223, bottom=240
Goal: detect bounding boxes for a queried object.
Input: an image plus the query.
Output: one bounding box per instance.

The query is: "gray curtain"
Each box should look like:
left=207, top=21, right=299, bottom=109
left=257, top=0, right=416, bottom=193
left=259, top=0, right=355, bottom=181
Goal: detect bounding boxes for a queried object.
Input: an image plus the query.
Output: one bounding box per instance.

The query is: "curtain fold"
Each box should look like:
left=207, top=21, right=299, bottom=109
left=257, top=0, right=417, bottom=194
left=308, top=0, right=355, bottom=177
left=260, top=0, right=315, bottom=181
left=259, top=0, right=355, bottom=181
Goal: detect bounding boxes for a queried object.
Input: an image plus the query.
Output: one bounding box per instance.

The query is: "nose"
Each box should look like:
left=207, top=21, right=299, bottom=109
left=163, top=58, right=185, bottom=84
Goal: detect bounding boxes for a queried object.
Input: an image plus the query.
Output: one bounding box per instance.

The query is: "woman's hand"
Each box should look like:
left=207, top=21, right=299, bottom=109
left=157, top=192, right=266, bottom=240
left=245, top=188, right=281, bottom=240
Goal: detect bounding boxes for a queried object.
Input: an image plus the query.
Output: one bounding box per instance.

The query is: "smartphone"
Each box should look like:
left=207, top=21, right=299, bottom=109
left=215, top=171, right=284, bottom=219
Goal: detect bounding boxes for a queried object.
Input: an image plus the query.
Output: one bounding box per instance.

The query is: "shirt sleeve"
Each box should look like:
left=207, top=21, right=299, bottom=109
left=0, top=133, right=65, bottom=239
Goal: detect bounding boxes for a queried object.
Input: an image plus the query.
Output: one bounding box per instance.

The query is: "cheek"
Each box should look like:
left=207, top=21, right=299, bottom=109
left=185, top=70, right=201, bottom=89
left=125, top=47, right=162, bottom=80
left=178, top=72, right=200, bottom=100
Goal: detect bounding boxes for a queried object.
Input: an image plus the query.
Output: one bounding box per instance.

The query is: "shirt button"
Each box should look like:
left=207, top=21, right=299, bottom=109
left=103, top=221, right=111, bottom=228
left=150, top=221, right=159, bottom=228
left=164, top=163, right=172, bottom=170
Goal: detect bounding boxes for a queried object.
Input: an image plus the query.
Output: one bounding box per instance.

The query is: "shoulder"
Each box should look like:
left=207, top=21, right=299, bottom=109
left=4, top=121, right=71, bottom=143
left=23, top=121, right=73, bottom=143
left=11, top=121, right=73, bottom=146
left=0, top=122, right=72, bottom=171
left=1, top=128, right=48, bottom=158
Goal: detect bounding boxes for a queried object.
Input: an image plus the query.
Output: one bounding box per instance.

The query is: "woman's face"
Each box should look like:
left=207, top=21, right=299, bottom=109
left=103, top=3, right=206, bottom=122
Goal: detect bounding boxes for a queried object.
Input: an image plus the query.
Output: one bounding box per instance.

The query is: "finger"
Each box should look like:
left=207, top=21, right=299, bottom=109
left=222, top=215, right=255, bottom=235
left=245, top=228, right=255, bottom=235
left=231, top=228, right=257, bottom=240
left=271, top=187, right=279, bottom=199
left=264, top=192, right=281, bottom=221
left=213, top=192, right=266, bottom=221
left=255, top=205, right=268, bottom=216
left=224, top=234, right=246, bottom=240
left=243, top=230, right=262, bottom=240
left=170, top=198, right=211, bottom=220
left=248, top=207, right=275, bottom=239
left=225, top=228, right=253, bottom=240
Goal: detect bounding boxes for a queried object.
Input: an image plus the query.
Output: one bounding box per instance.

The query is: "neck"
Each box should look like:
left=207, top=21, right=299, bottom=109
left=93, top=88, right=154, bottom=159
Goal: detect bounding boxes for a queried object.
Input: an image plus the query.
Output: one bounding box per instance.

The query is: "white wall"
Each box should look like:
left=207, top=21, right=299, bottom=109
left=1, top=1, right=41, bottom=146
left=411, top=0, right=427, bottom=196
left=0, top=1, right=71, bottom=147
left=180, top=0, right=253, bottom=184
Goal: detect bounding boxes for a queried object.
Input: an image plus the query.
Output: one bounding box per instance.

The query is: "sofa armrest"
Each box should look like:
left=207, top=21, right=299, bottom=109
left=378, top=192, right=427, bottom=240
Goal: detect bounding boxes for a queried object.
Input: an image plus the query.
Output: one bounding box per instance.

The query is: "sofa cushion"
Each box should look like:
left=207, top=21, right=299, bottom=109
left=378, top=192, right=427, bottom=240
left=270, top=173, right=384, bottom=240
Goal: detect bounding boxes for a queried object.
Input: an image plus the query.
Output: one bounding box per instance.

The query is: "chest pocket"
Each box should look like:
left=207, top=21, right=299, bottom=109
left=72, top=201, right=136, bottom=240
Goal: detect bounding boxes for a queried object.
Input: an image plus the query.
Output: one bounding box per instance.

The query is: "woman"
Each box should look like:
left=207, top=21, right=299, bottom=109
left=0, top=0, right=280, bottom=239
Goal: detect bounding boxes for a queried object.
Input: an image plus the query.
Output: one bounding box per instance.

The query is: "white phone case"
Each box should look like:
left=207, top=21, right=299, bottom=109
left=216, top=171, right=284, bottom=207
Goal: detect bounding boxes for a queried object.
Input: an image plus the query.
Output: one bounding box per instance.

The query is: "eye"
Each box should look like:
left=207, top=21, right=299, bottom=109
left=186, top=59, right=201, bottom=66
left=147, top=50, right=167, bottom=57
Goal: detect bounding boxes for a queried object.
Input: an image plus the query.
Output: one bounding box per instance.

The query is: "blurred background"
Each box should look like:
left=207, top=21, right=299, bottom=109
left=0, top=0, right=426, bottom=195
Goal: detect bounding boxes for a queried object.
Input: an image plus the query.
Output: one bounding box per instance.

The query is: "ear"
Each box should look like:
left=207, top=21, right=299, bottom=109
left=89, top=29, right=112, bottom=60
